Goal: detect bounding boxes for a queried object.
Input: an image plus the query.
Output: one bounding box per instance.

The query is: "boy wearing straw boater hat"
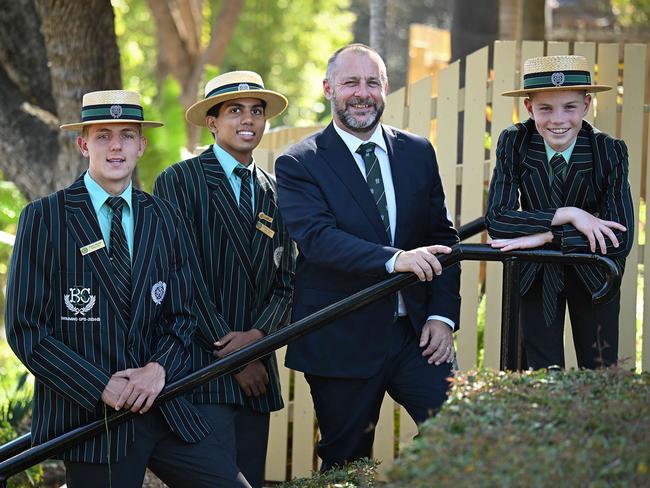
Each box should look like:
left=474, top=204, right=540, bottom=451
left=6, top=90, right=249, bottom=487
left=154, top=72, right=294, bottom=488
left=486, top=55, right=634, bottom=369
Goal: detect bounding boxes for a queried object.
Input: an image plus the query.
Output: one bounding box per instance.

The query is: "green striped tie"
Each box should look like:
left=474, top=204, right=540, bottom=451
left=357, top=142, right=391, bottom=240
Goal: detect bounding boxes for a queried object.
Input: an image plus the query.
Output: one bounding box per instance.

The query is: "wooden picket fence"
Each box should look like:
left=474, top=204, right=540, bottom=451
left=253, top=40, right=650, bottom=482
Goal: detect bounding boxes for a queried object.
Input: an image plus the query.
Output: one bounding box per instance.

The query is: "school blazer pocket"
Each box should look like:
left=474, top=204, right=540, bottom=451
left=54, top=271, right=102, bottom=342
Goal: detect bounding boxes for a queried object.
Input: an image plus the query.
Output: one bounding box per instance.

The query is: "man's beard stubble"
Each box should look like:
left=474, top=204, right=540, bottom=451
left=331, top=95, right=384, bottom=133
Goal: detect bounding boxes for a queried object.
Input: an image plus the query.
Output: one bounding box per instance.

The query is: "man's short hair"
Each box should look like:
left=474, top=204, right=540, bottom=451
left=325, top=43, right=388, bottom=85
left=81, top=124, right=142, bottom=138
left=526, top=89, right=588, bottom=101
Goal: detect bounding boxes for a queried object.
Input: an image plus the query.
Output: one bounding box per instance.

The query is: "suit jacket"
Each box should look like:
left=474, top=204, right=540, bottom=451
left=153, top=148, right=294, bottom=412
left=486, top=119, right=634, bottom=294
left=274, top=123, right=461, bottom=379
left=5, top=175, right=210, bottom=463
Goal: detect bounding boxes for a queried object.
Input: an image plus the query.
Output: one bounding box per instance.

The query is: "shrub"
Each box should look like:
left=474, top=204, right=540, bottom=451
left=0, top=421, right=42, bottom=488
left=388, top=368, right=649, bottom=488
left=279, top=458, right=379, bottom=487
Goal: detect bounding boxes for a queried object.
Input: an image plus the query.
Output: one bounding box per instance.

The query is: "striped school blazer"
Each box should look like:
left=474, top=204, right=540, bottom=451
left=486, top=119, right=634, bottom=295
left=154, top=148, right=294, bottom=412
left=5, top=175, right=211, bottom=463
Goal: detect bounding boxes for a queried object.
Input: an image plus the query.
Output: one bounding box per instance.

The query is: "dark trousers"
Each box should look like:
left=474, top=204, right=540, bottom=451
left=520, top=266, right=620, bottom=369
left=305, top=316, right=452, bottom=471
left=198, top=403, right=270, bottom=488
left=64, top=408, right=249, bottom=488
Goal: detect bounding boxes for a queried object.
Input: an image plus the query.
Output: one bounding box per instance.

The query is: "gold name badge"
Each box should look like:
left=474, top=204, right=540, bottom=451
left=258, top=212, right=273, bottom=223
left=80, top=239, right=106, bottom=256
left=256, top=221, right=275, bottom=239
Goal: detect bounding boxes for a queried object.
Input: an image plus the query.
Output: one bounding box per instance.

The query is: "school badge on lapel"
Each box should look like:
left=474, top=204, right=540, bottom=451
left=273, top=246, right=283, bottom=268
left=151, top=281, right=167, bottom=305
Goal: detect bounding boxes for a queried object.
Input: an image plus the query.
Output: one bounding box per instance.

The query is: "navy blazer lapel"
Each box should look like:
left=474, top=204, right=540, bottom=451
left=251, top=170, right=277, bottom=284
left=200, top=148, right=255, bottom=286
left=64, top=176, right=128, bottom=331
left=521, top=123, right=553, bottom=208
left=318, top=123, right=390, bottom=245
left=130, top=190, right=161, bottom=326
left=383, top=126, right=407, bottom=247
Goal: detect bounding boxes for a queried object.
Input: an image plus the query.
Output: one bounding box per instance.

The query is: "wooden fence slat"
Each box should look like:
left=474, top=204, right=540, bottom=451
left=374, top=396, right=395, bottom=481
left=458, top=46, right=489, bottom=369
left=291, top=372, right=315, bottom=478
left=384, top=87, right=407, bottom=129
left=519, top=41, right=544, bottom=122
left=620, top=44, right=646, bottom=367
left=595, top=44, right=619, bottom=136
left=546, top=41, right=570, bottom=55
left=574, top=42, right=597, bottom=124
left=265, top=347, right=290, bottom=481
left=485, top=41, right=517, bottom=368
left=408, top=75, right=434, bottom=137
left=436, top=61, right=460, bottom=224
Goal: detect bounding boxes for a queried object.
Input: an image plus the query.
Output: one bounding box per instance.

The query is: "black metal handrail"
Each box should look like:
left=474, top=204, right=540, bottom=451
left=0, top=217, right=491, bottom=466
left=0, top=241, right=620, bottom=484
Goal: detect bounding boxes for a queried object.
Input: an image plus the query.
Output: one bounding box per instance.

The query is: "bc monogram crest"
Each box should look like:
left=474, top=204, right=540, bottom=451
left=64, top=287, right=96, bottom=315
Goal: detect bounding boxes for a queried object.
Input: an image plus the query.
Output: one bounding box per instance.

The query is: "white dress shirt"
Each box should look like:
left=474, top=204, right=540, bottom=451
left=332, top=122, right=455, bottom=330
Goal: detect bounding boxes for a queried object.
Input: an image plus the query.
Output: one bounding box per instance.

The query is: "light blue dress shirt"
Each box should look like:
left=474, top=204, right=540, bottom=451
left=332, top=122, right=455, bottom=330
left=212, top=143, right=256, bottom=208
left=84, top=172, right=134, bottom=259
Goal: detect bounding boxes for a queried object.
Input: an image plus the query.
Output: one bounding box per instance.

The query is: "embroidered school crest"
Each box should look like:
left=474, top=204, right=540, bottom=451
left=109, top=104, right=123, bottom=118
left=273, top=246, right=283, bottom=268
left=238, top=83, right=250, bottom=91
left=551, top=72, right=565, bottom=87
left=151, top=281, right=167, bottom=305
left=64, top=287, right=96, bottom=315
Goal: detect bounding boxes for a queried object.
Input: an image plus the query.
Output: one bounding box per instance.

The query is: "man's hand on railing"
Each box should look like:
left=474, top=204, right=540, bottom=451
left=419, top=319, right=454, bottom=365
left=107, top=362, right=166, bottom=414
left=489, top=232, right=553, bottom=252
left=234, top=360, right=269, bottom=397
left=394, top=245, right=452, bottom=281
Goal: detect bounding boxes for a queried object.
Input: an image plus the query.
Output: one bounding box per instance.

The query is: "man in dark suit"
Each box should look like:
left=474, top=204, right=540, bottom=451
left=5, top=90, right=248, bottom=487
left=154, top=71, right=294, bottom=488
left=486, top=55, right=634, bottom=369
left=274, top=44, right=461, bottom=469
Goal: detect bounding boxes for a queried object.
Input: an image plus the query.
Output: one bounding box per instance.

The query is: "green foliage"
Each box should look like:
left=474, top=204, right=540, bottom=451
left=0, top=421, right=42, bottom=488
left=0, top=339, right=33, bottom=431
left=612, top=0, right=650, bottom=27
left=279, top=458, right=379, bottom=488
left=388, top=368, right=650, bottom=487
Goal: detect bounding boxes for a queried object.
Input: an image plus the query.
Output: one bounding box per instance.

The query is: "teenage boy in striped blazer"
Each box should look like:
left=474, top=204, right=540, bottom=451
left=6, top=90, right=248, bottom=487
left=154, top=72, right=294, bottom=488
left=486, top=55, right=634, bottom=370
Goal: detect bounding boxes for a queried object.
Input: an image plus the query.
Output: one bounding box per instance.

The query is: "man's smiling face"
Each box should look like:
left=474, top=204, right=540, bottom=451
left=524, top=90, right=591, bottom=152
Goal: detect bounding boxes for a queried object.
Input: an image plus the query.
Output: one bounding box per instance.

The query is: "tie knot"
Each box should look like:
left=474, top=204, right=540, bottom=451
left=234, top=166, right=251, bottom=182
left=550, top=153, right=566, bottom=172
left=106, top=196, right=124, bottom=213
left=356, top=142, right=376, bottom=157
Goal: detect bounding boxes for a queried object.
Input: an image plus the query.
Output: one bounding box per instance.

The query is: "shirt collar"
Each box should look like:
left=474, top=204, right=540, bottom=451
left=332, top=122, right=387, bottom=156
left=212, top=143, right=256, bottom=177
left=544, top=138, right=577, bottom=164
left=84, top=171, right=132, bottom=214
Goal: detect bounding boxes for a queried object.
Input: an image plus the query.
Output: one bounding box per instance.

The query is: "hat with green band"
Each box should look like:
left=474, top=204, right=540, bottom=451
left=502, top=55, right=611, bottom=97
left=60, top=90, right=163, bottom=131
left=185, top=70, right=288, bottom=127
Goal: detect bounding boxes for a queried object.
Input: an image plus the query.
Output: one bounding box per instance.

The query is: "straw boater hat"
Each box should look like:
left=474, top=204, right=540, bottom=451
left=185, top=71, right=288, bottom=127
left=502, top=55, right=611, bottom=97
left=60, top=90, right=163, bottom=131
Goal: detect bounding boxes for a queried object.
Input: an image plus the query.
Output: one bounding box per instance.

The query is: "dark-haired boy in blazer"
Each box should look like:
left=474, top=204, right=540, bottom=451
left=486, top=55, right=634, bottom=369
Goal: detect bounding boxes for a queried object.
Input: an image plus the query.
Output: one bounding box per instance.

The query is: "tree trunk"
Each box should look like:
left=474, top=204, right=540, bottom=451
left=147, top=0, right=245, bottom=152
left=0, top=0, right=121, bottom=200
left=370, top=0, right=387, bottom=60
